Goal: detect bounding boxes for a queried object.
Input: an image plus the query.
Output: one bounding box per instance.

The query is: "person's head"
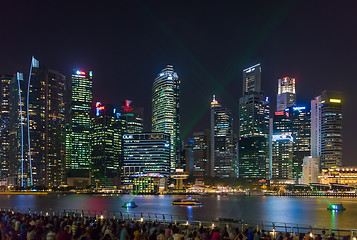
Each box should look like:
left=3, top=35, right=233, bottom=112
left=322, top=231, right=326, bottom=235
left=331, top=233, right=335, bottom=237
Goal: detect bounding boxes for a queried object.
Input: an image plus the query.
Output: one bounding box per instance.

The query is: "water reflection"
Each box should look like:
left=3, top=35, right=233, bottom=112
left=0, top=194, right=356, bottom=229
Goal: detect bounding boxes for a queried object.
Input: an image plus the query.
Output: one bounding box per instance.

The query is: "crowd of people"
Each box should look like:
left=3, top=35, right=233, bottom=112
left=0, top=211, right=351, bottom=240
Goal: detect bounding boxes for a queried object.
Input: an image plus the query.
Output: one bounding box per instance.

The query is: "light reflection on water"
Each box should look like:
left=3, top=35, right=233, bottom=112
left=0, top=194, right=355, bottom=229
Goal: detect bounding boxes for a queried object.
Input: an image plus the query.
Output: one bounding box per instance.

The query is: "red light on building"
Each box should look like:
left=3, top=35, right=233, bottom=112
left=275, top=111, right=284, bottom=115
left=122, top=99, right=133, bottom=113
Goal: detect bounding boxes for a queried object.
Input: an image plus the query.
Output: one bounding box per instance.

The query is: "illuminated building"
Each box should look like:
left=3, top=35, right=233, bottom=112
left=66, top=69, right=93, bottom=180
left=192, top=131, right=210, bottom=179
left=181, top=138, right=194, bottom=175
left=6, top=57, right=66, bottom=187
left=238, top=64, right=270, bottom=180
left=152, top=65, right=180, bottom=173
left=272, top=107, right=311, bottom=182
left=117, top=100, right=144, bottom=134
left=243, top=63, right=261, bottom=94
left=238, top=136, right=268, bottom=179
left=319, top=167, right=357, bottom=188
left=311, top=91, right=342, bottom=169
left=91, top=102, right=124, bottom=188
left=8, top=73, right=28, bottom=186
left=4, top=57, right=66, bottom=187
left=210, top=96, right=235, bottom=177
left=122, top=133, right=170, bottom=187
left=300, top=156, right=319, bottom=184
left=26, top=58, right=66, bottom=187
left=271, top=133, right=294, bottom=179
left=0, top=74, right=12, bottom=184
left=41, top=68, right=66, bottom=187
left=277, top=77, right=296, bottom=111
left=132, top=173, right=166, bottom=194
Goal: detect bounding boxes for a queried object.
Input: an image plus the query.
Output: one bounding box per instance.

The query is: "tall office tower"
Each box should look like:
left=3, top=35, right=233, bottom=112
left=288, top=107, right=311, bottom=181
left=0, top=74, right=12, bottom=184
left=28, top=60, right=66, bottom=187
left=277, top=77, right=296, bottom=111
left=8, top=73, right=28, bottom=186
left=271, top=133, right=294, bottom=179
left=311, top=91, right=342, bottom=169
left=239, top=64, right=270, bottom=180
left=243, top=63, right=261, bottom=94
left=7, top=58, right=66, bottom=187
left=121, top=133, right=171, bottom=187
left=192, top=131, right=210, bottom=179
left=273, top=107, right=311, bottom=182
left=91, top=102, right=124, bottom=188
left=66, top=70, right=93, bottom=179
left=117, top=100, right=144, bottom=134
left=210, top=96, right=235, bottom=178
left=152, top=65, right=180, bottom=173
left=183, top=138, right=194, bottom=174
left=42, top=69, right=66, bottom=187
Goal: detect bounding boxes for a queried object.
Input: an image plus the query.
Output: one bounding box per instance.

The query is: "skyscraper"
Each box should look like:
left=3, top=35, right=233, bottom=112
left=311, top=91, right=343, bottom=169
left=0, top=74, right=12, bottom=184
left=271, top=133, right=294, bottom=179
left=192, top=131, right=210, bottom=179
left=7, top=57, right=66, bottom=187
left=272, top=107, right=311, bottom=182
left=152, top=65, right=180, bottom=173
left=210, top=96, right=235, bottom=177
left=118, top=100, right=144, bottom=134
left=277, top=77, right=296, bottom=111
left=8, top=72, right=28, bottom=186
left=243, top=63, right=261, bottom=95
left=66, top=70, right=93, bottom=180
left=91, top=102, right=124, bottom=188
left=42, top=69, right=66, bottom=187
left=238, top=64, right=270, bottom=180
left=28, top=62, right=66, bottom=187
left=122, top=133, right=171, bottom=187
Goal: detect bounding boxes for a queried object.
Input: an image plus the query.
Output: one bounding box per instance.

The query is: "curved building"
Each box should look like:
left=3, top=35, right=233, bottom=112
left=152, top=65, right=180, bottom=173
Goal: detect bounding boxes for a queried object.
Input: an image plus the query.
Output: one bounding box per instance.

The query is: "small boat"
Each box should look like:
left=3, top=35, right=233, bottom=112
left=122, top=202, right=138, bottom=208
left=172, top=197, right=202, bottom=206
left=327, top=203, right=346, bottom=211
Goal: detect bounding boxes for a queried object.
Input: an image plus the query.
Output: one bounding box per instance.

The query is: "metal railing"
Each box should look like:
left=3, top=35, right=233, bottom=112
left=1, top=207, right=356, bottom=239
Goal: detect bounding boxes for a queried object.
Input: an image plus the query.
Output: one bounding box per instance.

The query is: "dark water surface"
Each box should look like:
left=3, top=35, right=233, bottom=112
left=0, top=194, right=356, bottom=229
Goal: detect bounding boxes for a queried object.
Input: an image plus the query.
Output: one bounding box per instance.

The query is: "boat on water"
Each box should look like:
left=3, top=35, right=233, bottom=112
left=327, top=203, right=346, bottom=211
left=172, top=197, right=202, bottom=206
left=122, top=202, right=138, bottom=208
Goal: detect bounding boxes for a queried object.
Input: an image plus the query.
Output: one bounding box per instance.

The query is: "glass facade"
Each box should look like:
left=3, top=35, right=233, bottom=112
left=122, top=133, right=170, bottom=186
left=239, top=64, right=270, bottom=180
left=66, top=70, right=93, bottom=178
left=91, top=103, right=124, bottom=188
left=0, top=74, right=12, bottom=184
left=210, top=96, right=235, bottom=177
left=192, top=131, right=210, bottom=179
left=277, top=77, right=296, bottom=111
left=311, top=91, right=342, bottom=169
left=152, top=65, right=180, bottom=173
left=271, top=133, right=294, bottom=179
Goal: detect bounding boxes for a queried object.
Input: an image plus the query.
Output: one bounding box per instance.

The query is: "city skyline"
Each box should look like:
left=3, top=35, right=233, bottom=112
left=1, top=1, right=356, bottom=165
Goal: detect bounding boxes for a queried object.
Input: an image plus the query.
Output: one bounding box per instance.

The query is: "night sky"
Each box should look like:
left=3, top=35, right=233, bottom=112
left=1, top=1, right=356, bottom=165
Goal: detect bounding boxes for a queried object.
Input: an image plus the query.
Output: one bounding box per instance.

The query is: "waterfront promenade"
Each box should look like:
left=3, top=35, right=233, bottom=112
left=0, top=209, right=355, bottom=240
